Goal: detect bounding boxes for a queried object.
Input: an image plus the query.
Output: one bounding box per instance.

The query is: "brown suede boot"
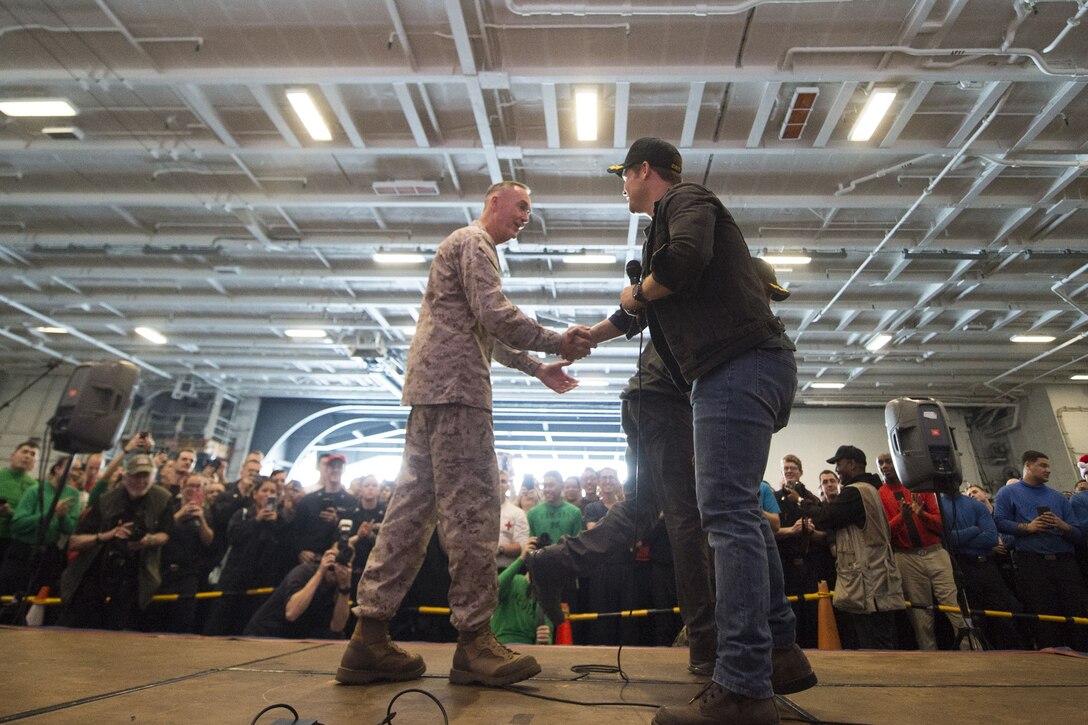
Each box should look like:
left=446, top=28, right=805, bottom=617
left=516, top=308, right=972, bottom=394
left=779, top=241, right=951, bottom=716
left=652, top=682, right=780, bottom=725
left=335, top=618, right=426, bottom=685
left=448, top=625, right=541, bottom=686
left=771, top=644, right=817, bottom=694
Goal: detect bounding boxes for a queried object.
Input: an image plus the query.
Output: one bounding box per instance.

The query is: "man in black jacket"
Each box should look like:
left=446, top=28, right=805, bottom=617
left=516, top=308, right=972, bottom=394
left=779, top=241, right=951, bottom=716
left=800, top=445, right=904, bottom=649
left=612, top=138, right=812, bottom=725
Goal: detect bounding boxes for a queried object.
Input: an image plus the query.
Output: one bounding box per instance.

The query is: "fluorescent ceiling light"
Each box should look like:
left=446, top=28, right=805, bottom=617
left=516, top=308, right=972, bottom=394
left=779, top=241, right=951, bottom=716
left=848, top=89, right=897, bottom=142
left=811, top=382, right=846, bottom=389
left=562, top=254, right=616, bottom=264
left=760, top=255, right=811, bottom=266
left=373, top=252, right=427, bottom=264
left=284, top=328, right=328, bottom=338
left=134, top=326, right=168, bottom=345
left=0, top=98, right=78, bottom=117
left=1010, top=334, right=1055, bottom=343
left=1071, top=375, right=1088, bottom=381
left=865, top=333, right=893, bottom=352
left=35, top=326, right=68, bottom=334
left=574, top=87, right=598, bottom=142
left=285, top=89, right=332, bottom=141
left=402, top=326, right=417, bottom=336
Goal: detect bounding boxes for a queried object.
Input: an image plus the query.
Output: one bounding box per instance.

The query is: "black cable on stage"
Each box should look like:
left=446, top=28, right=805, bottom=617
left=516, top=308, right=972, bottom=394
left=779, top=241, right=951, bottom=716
left=249, top=703, right=300, bottom=725
left=376, top=688, right=449, bottom=724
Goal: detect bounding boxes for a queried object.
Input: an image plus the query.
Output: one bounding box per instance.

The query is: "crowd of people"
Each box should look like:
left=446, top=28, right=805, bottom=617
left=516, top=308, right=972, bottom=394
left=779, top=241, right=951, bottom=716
left=2, top=434, right=1086, bottom=653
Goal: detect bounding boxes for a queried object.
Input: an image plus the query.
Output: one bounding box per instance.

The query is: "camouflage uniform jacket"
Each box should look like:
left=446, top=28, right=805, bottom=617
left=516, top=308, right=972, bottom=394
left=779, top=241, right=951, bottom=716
left=402, top=221, right=563, bottom=411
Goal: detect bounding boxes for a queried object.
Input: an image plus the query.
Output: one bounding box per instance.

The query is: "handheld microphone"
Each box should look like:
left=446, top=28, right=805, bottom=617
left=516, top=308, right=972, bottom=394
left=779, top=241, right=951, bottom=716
left=626, top=259, right=642, bottom=285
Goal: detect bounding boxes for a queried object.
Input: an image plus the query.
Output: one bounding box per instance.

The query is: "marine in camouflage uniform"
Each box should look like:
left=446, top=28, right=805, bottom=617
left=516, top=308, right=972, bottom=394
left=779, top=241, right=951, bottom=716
left=339, top=181, right=591, bottom=688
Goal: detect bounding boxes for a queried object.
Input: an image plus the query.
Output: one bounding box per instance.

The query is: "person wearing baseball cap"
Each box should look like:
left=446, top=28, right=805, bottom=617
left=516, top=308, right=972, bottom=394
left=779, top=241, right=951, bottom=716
left=60, top=449, right=173, bottom=630
left=607, top=137, right=808, bottom=725
left=800, top=446, right=904, bottom=653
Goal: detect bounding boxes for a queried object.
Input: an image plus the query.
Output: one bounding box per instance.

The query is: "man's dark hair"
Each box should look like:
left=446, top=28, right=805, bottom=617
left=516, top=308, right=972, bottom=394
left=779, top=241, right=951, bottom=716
left=650, top=165, right=682, bottom=185
left=14, top=440, right=40, bottom=451
left=271, top=468, right=286, bottom=477
left=543, top=470, right=563, bottom=483
left=819, top=469, right=837, bottom=479
left=1022, top=450, right=1049, bottom=465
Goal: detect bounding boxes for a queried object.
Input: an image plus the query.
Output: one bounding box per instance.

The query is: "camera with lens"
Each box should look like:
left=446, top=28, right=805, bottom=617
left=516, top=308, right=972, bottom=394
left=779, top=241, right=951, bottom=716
left=536, top=532, right=552, bottom=548
left=335, top=518, right=355, bottom=565
left=127, top=518, right=147, bottom=543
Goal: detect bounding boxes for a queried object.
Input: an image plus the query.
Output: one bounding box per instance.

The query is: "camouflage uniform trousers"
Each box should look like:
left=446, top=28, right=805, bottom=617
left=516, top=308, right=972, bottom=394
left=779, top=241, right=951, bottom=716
left=353, top=403, right=500, bottom=632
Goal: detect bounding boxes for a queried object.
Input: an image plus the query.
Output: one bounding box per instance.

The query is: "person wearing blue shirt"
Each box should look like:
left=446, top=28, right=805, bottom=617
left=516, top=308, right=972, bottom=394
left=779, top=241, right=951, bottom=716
left=759, top=481, right=781, bottom=532
left=938, top=490, right=1023, bottom=649
left=993, top=450, right=1086, bottom=650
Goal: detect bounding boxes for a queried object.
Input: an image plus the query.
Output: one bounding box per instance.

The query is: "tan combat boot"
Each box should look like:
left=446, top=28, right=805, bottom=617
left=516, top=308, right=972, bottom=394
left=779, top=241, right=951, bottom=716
left=336, top=617, right=426, bottom=685
left=448, top=625, right=541, bottom=686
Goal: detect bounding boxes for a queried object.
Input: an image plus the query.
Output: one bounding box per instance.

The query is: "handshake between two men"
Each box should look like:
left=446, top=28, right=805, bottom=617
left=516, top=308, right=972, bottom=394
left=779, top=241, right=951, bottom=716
left=533, top=325, right=596, bottom=395
left=559, top=325, right=595, bottom=362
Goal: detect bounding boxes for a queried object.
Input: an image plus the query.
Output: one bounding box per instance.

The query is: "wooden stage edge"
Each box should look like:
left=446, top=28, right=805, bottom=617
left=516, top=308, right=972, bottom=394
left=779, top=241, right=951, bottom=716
left=2, top=626, right=1086, bottom=724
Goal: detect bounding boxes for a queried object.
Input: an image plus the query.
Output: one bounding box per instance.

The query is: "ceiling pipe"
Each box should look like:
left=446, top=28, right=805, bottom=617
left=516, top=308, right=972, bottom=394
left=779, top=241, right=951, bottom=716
left=1042, top=0, right=1088, bottom=53
left=977, top=153, right=1088, bottom=168
left=504, top=0, right=852, bottom=16
left=983, top=333, right=1088, bottom=396
left=0, top=295, right=171, bottom=379
left=835, top=154, right=938, bottom=196
left=0, top=328, right=81, bottom=366
left=782, top=44, right=1088, bottom=78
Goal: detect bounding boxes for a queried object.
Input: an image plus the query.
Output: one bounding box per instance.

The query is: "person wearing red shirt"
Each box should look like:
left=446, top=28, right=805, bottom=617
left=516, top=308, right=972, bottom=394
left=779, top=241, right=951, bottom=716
left=877, top=452, right=974, bottom=650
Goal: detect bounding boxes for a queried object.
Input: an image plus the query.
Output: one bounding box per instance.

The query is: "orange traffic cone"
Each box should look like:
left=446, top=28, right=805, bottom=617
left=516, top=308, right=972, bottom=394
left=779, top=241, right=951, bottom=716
left=25, top=586, right=50, bottom=627
left=816, top=580, right=841, bottom=650
left=554, top=602, right=573, bottom=645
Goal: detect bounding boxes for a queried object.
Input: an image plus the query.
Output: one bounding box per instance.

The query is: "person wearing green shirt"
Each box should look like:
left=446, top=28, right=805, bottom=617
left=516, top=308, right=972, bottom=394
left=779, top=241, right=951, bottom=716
left=526, top=471, right=583, bottom=544
left=491, top=536, right=553, bottom=646
left=0, top=440, right=40, bottom=565
left=0, top=453, right=82, bottom=597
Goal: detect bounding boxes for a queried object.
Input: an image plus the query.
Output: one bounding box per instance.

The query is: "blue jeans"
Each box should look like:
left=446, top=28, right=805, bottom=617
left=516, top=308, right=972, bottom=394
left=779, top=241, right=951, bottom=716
left=691, top=346, right=797, bottom=699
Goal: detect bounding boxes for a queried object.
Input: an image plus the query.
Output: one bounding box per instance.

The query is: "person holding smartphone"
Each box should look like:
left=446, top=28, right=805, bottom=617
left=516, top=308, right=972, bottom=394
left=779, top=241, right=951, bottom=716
left=203, top=477, right=290, bottom=635
left=146, top=473, right=215, bottom=633
left=994, top=450, right=1086, bottom=650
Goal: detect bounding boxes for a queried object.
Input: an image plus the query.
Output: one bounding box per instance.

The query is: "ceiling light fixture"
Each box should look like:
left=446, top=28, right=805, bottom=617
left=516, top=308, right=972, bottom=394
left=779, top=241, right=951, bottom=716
left=1071, top=375, right=1088, bottom=381
left=865, top=333, right=893, bottom=352
left=373, top=252, right=427, bottom=264
left=284, top=329, right=328, bottom=338
left=35, top=326, right=68, bottom=334
left=1010, top=334, right=1056, bottom=343
left=134, top=326, right=168, bottom=345
left=848, top=88, right=897, bottom=142
left=811, top=382, right=846, bottom=389
left=285, top=89, right=332, bottom=141
left=562, top=253, right=616, bottom=264
left=574, top=87, right=598, bottom=142
left=41, top=126, right=84, bottom=140
left=0, top=98, right=78, bottom=117
left=575, top=378, right=611, bottom=387
left=761, top=255, right=811, bottom=265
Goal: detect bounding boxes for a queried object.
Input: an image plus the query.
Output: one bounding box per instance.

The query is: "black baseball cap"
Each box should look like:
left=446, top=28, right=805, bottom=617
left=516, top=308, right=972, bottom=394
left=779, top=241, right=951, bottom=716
left=752, top=258, right=790, bottom=301
left=826, top=445, right=866, bottom=466
left=607, top=137, right=683, bottom=177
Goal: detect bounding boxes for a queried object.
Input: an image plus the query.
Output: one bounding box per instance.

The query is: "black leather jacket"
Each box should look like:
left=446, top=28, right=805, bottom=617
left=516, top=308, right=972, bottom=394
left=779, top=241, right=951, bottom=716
left=641, top=182, right=789, bottom=386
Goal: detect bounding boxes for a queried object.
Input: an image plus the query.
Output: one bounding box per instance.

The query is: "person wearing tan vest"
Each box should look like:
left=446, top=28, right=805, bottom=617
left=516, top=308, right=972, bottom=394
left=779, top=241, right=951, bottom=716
left=802, top=445, right=904, bottom=649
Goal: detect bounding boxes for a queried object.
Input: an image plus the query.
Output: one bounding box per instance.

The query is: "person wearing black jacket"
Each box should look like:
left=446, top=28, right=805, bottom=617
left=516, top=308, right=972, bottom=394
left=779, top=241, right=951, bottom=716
left=611, top=138, right=812, bottom=725
left=203, top=477, right=290, bottom=635
left=800, top=445, right=905, bottom=650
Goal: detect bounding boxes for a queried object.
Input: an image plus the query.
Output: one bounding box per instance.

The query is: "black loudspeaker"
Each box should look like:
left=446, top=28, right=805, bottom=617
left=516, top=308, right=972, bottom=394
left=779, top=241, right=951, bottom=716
left=885, top=396, right=963, bottom=493
left=50, top=361, right=141, bottom=453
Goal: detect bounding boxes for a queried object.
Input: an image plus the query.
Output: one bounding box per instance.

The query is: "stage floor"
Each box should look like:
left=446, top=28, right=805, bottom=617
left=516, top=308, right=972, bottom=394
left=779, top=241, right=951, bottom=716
left=1, top=627, right=1086, bottom=724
